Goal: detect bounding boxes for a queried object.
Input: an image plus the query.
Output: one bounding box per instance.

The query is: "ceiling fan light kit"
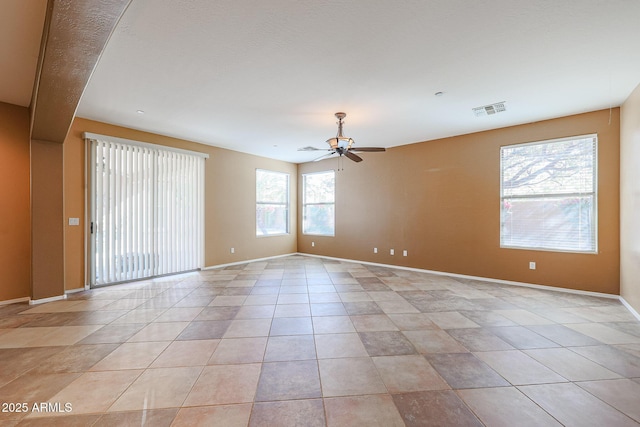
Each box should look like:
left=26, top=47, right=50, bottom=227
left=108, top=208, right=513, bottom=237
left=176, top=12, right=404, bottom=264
left=299, top=112, right=386, bottom=163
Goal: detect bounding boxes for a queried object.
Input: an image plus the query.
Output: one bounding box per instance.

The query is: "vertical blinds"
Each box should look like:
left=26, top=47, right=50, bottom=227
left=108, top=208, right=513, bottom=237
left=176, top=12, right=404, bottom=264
left=88, top=135, right=206, bottom=286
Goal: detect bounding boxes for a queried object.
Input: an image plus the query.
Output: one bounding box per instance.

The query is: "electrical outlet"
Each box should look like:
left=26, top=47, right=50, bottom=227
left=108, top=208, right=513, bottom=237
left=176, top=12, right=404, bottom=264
left=403, top=250, right=408, bottom=257
left=68, top=218, right=80, bottom=226
left=373, top=247, right=377, bottom=253
left=312, top=242, right=315, bottom=247
left=230, top=247, right=235, bottom=254
left=529, top=261, right=536, bottom=270
left=390, top=249, right=394, bottom=255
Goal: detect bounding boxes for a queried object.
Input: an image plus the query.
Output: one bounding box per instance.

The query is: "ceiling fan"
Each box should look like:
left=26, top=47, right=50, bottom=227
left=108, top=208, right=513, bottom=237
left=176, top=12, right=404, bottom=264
left=299, top=112, right=386, bottom=162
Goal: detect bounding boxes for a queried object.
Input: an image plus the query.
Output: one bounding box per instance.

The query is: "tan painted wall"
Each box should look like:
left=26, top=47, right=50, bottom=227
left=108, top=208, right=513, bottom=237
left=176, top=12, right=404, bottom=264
left=63, top=118, right=297, bottom=290
left=0, top=103, right=31, bottom=301
left=621, top=83, right=640, bottom=313
left=31, top=139, right=65, bottom=299
left=299, top=109, right=620, bottom=295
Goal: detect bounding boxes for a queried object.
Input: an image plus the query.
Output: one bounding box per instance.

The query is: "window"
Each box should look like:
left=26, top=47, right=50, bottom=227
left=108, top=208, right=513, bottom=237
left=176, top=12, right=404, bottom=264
left=302, top=170, right=335, bottom=236
left=500, top=134, right=597, bottom=253
left=256, top=169, right=290, bottom=236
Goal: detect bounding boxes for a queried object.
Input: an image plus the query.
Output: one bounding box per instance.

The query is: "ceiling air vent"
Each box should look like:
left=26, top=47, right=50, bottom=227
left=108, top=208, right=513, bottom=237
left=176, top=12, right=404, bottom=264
left=473, top=101, right=506, bottom=117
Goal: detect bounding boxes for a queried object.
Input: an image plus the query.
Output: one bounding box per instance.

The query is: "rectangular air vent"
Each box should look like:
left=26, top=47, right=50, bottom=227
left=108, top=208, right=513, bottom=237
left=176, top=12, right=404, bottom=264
left=473, top=101, right=506, bottom=117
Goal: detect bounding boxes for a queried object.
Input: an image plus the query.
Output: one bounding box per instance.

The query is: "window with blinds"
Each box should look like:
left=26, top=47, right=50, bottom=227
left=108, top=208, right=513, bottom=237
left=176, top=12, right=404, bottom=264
left=302, top=170, right=335, bottom=236
left=500, top=134, right=597, bottom=253
left=256, top=169, right=290, bottom=236
left=87, top=134, right=207, bottom=286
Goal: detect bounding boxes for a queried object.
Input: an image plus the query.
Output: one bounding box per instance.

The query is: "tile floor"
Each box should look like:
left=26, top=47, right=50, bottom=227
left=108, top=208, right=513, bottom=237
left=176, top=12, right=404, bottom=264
left=0, top=255, right=639, bottom=426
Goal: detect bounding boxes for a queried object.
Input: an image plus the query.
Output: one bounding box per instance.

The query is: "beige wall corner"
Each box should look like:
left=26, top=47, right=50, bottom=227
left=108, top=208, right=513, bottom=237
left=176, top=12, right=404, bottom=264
left=621, top=82, right=640, bottom=313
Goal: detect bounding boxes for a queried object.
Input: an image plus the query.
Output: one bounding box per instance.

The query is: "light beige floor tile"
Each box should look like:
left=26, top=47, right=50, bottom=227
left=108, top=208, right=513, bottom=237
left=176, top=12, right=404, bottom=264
left=324, top=394, right=405, bottom=427
left=172, top=404, right=252, bottom=427
left=209, top=296, right=247, bottom=306
left=403, top=329, right=469, bottom=354
left=277, top=294, right=309, bottom=304
left=127, top=321, right=189, bottom=342
left=577, top=379, right=640, bottom=423
left=566, top=323, right=640, bottom=344
left=183, top=364, right=261, bottom=406
left=151, top=339, right=219, bottom=367
left=100, top=298, right=147, bottom=310
left=154, top=307, right=204, bottom=322
left=312, top=316, right=355, bottom=334
left=28, top=325, right=104, bottom=347
left=373, top=355, right=449, bottom=392
left=19, top=301, right=84, bottom=314
left=90, top=341, right=170, bottom=370
left=475, top=350, right=567, bottom=385
left=318, top=357, right=387, bottom=397
left=108, top=366, right=203, bottom=411
left=110, top=308, right=167, bottom=324
left=426, top=312, right=480, bottom=329
left=315, top=333, right=368, bottom=359
left=28, top=370, right=143, bottom=416
left=339, top=292, right=373, bottom=302
left=0, top=327, right=59, bottom=348
left=367, top=291, right=406, bottom=302
left=208, top=337, right=267, bottom=364
left=387, top=313, right=439, bottom=330
left=458, top=387, right=562, bottom=426
left=223, top=319, right=272, bottom=338
left=376, top=299, right=420, bottom=314
left=274, top=304, right=310, bottom=318
left=495, top=309, right=555, bottom=325
left=64, top=300, right=118, bottom=312
left=236, top=305, right=276, bottom=319
left=309, top=293, right=342, bottom=303
left=244, top=295, right=278, bottom=306
left=350, top=315, right=398, bottom=332
left=525, top=348, right=621, bottom=381
left=519, top=382, right=639, bottom=427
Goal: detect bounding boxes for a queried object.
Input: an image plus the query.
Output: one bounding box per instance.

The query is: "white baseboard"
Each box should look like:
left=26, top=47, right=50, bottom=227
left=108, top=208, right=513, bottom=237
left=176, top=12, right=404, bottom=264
left=0, top=296, right=30, bottom=306
left=29, top=294, right=67, bottom=305
left=298, top=252, right=621, bottom=300
left=203, top=253, right=298, bottom=271
left=620, top=297, right=640, bottom=322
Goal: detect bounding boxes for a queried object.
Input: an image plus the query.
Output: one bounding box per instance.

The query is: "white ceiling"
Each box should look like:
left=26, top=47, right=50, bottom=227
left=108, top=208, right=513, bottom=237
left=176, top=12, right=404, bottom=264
left=3, top=1, right=640, bottom=163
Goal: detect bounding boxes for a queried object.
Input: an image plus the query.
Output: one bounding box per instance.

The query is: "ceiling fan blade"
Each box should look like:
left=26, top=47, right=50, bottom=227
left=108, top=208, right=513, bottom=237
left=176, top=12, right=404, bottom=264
left=345, top=151, right=363, bottom=162
left=350, top=147, right=386, bottom=152
left=313, top=152, right=337, bottom=162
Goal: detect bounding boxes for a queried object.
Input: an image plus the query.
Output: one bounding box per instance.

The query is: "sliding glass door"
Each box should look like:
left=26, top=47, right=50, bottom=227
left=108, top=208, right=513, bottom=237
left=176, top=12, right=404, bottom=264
left=87, top=135, right=206, bottom=286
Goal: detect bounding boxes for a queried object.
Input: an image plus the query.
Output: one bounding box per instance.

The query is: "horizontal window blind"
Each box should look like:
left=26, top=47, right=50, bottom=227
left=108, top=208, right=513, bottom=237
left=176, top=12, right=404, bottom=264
left=500, top=135, right=597, bottom=253
left=256, top=169, right=290, bottom=236
left=88, top=137, right=205, bottom=285
left=302, top=170, right=335, bottom=236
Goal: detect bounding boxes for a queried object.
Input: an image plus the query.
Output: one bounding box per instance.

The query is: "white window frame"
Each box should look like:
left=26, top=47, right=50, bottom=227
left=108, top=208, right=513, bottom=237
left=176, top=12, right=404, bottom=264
left=500, top=134, right=598, bottom=253
left=256, top=169, right=290, bottom=236
left=302, top=170, right=335, bottom=236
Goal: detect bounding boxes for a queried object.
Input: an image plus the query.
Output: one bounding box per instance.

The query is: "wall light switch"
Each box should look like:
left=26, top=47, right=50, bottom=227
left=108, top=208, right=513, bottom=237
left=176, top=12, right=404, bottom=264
left=373, top=247, right=378, bottom=254
left=390, top=249, right=394, bottom=256
left=230, top=247, right=235, bottom=254
left=403, top=250, right=408, bottom=257
left=68, top=218, right=80, bottom=226
left=312, top=242, right=315, bottom=247
left=529, top=261, right=536, bottom=270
